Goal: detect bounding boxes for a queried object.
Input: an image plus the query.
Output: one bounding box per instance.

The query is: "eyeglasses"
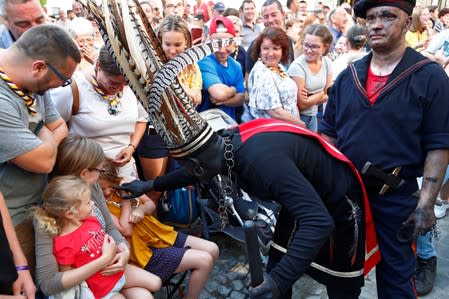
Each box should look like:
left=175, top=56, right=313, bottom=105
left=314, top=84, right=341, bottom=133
left=303, top=42, right=321, bottom=52
left=76, top=37, right=94, bottom=44
left=46, top=62, right=72, bottom=87
left=88, top=167, right=106, bottom=174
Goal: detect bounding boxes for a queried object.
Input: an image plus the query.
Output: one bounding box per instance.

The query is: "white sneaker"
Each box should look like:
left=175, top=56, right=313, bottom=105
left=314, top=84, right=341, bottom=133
left=434, top=198, right=449, bottom=219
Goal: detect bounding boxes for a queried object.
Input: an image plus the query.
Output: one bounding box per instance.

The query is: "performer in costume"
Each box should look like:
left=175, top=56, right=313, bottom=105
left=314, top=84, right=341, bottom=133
left=77, top=2, right=380, bottom=297
left=118, top=118, right=380, bottom=299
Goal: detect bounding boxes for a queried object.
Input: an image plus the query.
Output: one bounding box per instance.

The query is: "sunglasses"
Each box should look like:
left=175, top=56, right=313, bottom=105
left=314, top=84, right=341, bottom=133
left=46, top=62, right=72, bottom=87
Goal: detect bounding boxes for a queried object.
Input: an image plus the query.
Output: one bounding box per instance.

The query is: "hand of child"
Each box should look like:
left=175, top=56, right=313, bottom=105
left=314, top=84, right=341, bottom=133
left=129, top=206, right=145, bottom=224
left=101, top=243, right=129, bottom=276
left=101, top=234, right=117, bottom=265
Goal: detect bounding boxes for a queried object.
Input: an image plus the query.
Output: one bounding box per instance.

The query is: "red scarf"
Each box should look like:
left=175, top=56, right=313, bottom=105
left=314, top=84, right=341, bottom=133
left=237, top=118, right=381, bottom=275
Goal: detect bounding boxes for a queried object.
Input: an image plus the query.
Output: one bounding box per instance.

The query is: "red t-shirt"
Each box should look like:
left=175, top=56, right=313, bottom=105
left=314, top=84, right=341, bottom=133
left=54, top=217, right=124, bottom=299
left=366, top=66, right=390, bottom=105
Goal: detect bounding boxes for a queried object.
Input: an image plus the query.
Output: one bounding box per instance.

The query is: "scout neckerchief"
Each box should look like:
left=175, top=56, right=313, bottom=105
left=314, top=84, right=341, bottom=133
left=91, top=72, right=121, bottom=115
left=0, top=66, right=37, bottom=115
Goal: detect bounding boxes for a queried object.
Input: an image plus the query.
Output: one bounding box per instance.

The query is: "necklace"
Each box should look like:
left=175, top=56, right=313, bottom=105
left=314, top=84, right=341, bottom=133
left=263, top=61, right=288, bottom=79
left=91, top=73, right=121, bottom=115
left=0, top=66, right=37, bottom=115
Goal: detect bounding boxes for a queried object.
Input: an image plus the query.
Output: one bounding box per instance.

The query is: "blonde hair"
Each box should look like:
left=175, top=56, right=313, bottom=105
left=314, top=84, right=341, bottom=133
left=53, top=135, right=104, bottom=177
left=157, top=15, right=192, bottom=48
left=34, top=176, right=90, bottom=236
left=100, top=158, right=122, bottom=185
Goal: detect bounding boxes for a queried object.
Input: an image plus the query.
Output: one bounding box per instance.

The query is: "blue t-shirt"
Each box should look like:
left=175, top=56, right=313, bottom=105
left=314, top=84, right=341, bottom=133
left=198, top=54, right=245, bottom=121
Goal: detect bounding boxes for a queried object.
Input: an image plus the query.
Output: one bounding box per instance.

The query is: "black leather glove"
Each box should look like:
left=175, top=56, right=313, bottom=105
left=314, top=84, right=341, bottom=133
left=114, top=180, right=154, bottom=199
left=249, top=273, right=280, bottom=299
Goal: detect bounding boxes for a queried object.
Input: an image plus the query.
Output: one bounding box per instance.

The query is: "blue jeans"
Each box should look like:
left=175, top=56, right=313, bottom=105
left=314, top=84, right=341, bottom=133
left=417, top=231, right=436, bottom=259
left=300, top=114, right=318, bottom=132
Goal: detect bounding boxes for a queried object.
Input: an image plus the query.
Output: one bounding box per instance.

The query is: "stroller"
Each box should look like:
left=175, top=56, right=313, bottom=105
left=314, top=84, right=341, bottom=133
left=197, top=109, right=281, bottom=256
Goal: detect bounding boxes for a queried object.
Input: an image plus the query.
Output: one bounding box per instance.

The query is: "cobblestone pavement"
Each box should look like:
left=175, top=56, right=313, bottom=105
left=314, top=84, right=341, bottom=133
left=154, top=213, right=449, bottom=299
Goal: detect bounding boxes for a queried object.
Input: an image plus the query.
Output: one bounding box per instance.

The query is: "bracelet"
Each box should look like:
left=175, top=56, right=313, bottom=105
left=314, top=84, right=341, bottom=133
left=15, top=265, right=30, bottom=271
left=128, top=143, right=136, bottom=151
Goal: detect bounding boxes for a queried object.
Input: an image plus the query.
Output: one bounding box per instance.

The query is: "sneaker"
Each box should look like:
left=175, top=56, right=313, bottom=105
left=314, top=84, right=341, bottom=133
left=434, top=198, right=449, bottom=219
left=415, top=256, right=437, bottom=296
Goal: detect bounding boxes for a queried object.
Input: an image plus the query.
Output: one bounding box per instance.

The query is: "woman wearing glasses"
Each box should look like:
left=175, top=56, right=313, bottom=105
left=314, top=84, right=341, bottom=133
left=35, top=136, right=159, bottom=298
left=50, top=46, right=147, bottom=182
left=68, top=17, right=98, bottom=71
left=288, top=24, right=333, bottom=132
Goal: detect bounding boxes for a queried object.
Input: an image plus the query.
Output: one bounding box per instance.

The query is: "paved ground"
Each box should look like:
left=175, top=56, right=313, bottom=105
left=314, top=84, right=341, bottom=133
left=154, top=213, right=449, bottom=299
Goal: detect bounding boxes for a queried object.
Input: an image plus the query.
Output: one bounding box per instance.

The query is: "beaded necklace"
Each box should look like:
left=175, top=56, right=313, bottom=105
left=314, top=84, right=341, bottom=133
left=91, top=72, right=121, bottom=115
left=262, top=61, right=288, bottom=79
left=0, top=66, right=37, bottom=115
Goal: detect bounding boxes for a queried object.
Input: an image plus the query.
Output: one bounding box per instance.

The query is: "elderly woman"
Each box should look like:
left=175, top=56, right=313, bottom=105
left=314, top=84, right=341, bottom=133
left=68, top=17, right=98, bottom=71
left=50, top=45, right=148, bottom=181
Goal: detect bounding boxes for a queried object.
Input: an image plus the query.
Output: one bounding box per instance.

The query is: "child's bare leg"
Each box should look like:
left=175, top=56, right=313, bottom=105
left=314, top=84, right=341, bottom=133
left=110, top=293, right=125, bottom=299
left=123, top=264, right=162, bottom=292
left=175, top=249, right=215, bottom=299
left=121, top=287, right=154, bottom=299
left=184, top=235, right=219, bottom=262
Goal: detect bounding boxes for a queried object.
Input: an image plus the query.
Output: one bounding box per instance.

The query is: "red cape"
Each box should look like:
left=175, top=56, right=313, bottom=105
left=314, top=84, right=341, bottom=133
left=237, top=118, right=381, bottom=275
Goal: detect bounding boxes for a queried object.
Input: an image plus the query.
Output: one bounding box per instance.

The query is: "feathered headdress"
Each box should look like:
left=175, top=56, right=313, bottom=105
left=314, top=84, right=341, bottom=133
left=78, top=0, right=237, bottom=159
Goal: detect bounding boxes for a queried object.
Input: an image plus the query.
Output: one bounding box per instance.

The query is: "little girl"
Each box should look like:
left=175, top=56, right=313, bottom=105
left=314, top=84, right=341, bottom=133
left=98, top=158, right=219, bottom=299
left=34, top=176, right=161, bottom=299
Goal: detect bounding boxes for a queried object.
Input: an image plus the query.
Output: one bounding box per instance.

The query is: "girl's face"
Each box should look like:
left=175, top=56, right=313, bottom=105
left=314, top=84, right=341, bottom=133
left=335, top=36, right=347, bottom=54
left=303, top=34, right=325, bottom=62
left=161, top=30, right=187, bottom=60
left=260, top=37, right=283, bottom=68
left=420, top=9, right=431, bottom=27
left=98, top=178, right=116, bottom=201
left=73, top=189, right=94, bottom=221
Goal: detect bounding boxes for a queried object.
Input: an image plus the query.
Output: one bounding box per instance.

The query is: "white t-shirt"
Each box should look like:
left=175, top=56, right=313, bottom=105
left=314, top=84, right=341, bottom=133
left=50, top=72, right=148, bottom=174
left=287, top=55, right=332, bottom=116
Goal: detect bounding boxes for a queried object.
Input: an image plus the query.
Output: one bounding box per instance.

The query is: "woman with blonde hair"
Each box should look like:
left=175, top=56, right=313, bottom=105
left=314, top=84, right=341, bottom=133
left=137, top=15, right=202, bottom=206
left=406, top=7, right=433, bottom=52
left=35, top=136, right=158, bottom=299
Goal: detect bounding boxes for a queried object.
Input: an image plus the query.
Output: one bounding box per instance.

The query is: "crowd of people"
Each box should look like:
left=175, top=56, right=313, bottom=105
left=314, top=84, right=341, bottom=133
left=1, top=0, right=449, bottom=298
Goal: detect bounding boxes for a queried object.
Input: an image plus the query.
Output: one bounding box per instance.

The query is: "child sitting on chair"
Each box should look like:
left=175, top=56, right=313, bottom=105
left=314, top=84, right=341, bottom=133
left=98, top=158, right=219, bottom=299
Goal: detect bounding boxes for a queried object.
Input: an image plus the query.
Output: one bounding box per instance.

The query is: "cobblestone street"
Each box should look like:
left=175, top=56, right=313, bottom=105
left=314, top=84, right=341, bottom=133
left=154, top=213, right=449, bottom=299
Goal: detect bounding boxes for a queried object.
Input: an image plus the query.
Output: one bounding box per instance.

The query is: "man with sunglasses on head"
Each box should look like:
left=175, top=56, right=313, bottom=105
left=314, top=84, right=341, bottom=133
left=0, top=0, right=46, bottom=49
left=0, top=24, right=80, bottom=284
left=320, top=0, right=449, bottom=298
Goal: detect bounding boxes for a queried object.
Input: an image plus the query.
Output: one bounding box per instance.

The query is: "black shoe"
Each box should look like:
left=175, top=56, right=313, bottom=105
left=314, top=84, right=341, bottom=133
left=415, top=256, right=437, bottom=296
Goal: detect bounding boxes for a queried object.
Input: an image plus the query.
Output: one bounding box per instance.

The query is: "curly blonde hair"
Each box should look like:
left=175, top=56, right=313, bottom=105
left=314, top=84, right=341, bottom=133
left=34, top=176, right=90, bottom=236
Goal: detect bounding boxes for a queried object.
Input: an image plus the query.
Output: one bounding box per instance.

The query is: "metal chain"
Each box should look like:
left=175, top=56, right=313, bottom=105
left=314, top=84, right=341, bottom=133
left=217, top=136, right=235, bottom=229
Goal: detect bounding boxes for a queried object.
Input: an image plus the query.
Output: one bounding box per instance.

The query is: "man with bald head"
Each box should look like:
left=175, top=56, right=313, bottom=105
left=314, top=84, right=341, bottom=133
left=0, top=0, right=45, bottom=49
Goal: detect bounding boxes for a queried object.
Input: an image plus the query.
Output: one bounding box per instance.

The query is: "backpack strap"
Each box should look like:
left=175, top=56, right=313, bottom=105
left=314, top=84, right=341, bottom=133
left=70, top=79, right=80, bottom=115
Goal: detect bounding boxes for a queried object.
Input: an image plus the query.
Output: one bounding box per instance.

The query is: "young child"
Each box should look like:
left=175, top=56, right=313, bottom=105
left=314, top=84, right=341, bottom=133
left=98, top=159, right=219, bottom=299
left=34, top=176, right=161, bottom=299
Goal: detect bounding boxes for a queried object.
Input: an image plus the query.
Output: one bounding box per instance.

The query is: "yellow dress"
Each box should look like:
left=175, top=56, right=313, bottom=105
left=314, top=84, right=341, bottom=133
left=177, top=63, right=202, bottom=90
left=107, top=194, right=178, bottom=268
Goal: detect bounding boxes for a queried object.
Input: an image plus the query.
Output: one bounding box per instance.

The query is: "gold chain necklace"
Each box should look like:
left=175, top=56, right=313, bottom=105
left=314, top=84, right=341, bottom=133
left=91, top=73, right=121, bottom=115
left=262, top=61, right=288, bottom=79
left=0, top=66, right=37, bottom=115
